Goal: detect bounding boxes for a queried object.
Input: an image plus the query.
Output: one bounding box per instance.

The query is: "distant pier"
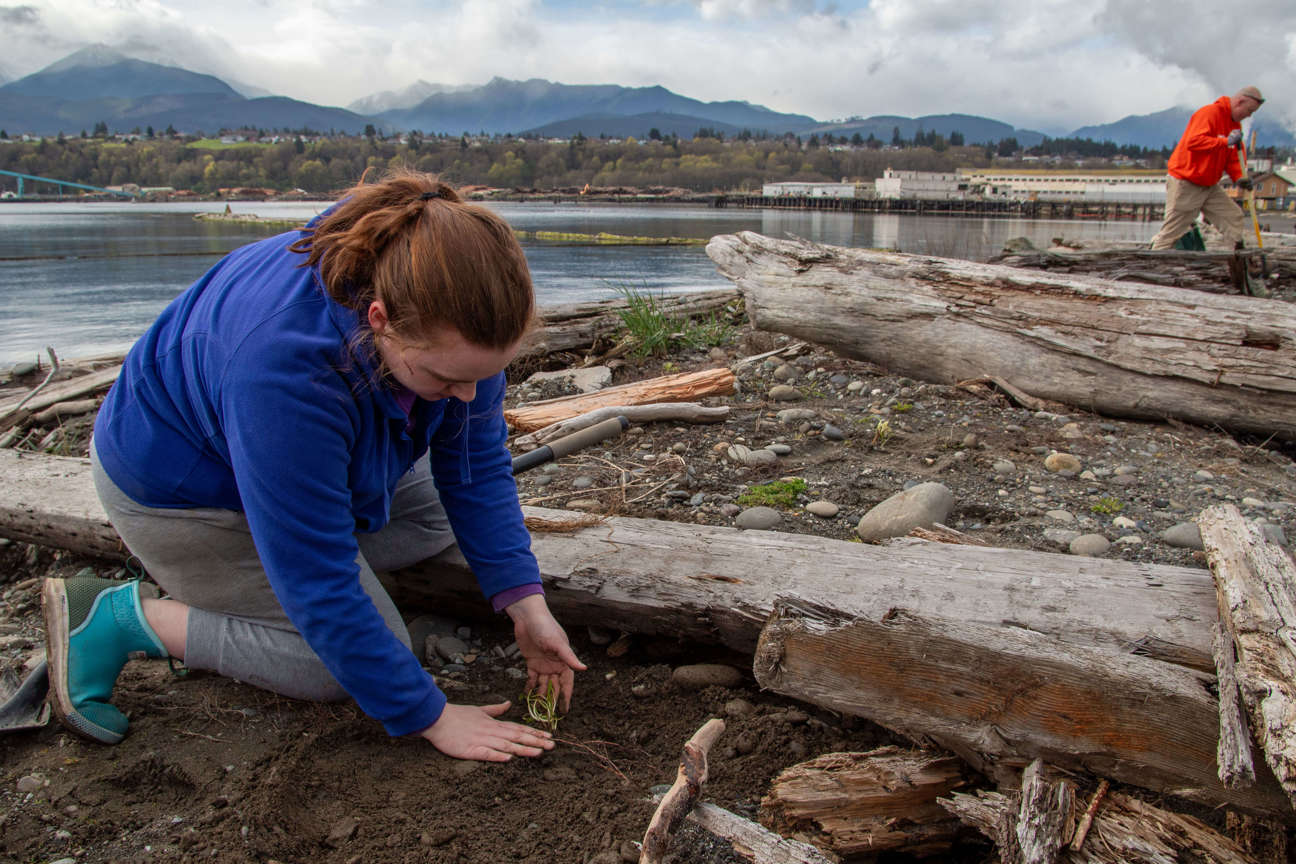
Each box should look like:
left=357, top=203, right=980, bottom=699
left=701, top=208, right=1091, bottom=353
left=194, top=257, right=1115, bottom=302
left=715, top=195, right=1164, bottom=221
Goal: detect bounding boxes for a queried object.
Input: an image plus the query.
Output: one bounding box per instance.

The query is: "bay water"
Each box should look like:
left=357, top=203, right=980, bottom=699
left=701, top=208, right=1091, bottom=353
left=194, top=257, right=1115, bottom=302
left=0, top=200, right=1155, bottom=365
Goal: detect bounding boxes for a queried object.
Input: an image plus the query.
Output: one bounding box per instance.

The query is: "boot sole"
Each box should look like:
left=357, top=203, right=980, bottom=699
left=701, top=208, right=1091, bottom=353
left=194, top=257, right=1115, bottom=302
left=41, top=579, right=123, bottom=744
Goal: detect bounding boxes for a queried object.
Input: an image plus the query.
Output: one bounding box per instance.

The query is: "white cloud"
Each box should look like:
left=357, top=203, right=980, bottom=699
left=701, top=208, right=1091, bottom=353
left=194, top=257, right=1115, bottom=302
left=3, top=0, right=1292, bottom=132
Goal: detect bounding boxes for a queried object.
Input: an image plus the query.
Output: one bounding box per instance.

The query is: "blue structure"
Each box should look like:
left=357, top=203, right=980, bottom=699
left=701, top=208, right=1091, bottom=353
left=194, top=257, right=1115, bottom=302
left=0, top=169, right=138, bottom=199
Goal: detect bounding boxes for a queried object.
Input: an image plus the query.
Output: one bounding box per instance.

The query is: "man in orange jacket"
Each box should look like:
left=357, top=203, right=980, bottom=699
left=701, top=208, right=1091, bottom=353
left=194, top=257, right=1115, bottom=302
left=1149, top=86, right=1264, bottom=250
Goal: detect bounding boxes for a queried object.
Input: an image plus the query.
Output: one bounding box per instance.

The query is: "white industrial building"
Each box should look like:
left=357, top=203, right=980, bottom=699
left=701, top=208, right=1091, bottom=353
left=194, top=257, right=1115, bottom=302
left=961, top=170, right=1166, bottom=204
left=762, top=182, right=861, bottom=199
left=873, top=169, right=966, bottom=200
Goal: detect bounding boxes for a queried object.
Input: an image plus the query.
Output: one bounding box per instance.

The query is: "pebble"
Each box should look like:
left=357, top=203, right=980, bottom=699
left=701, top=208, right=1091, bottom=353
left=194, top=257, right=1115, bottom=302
left=1043, top=528, right=1081, bottom=548
left=1004, top=424, right=1025, bottom=434
left=1114, top=464, right=1138, bottom=475
left=829, top=374, right=849, bottom=387
left=1110, top=474, right=1139, bottom=486
left=1045, top=510, right=1075, bottom=523
left=727, top=444, right=778, bottom=466
left=16, top=773, right=44, bottom=793
left=723, top=698, right=756, bottom=718
left=720, top=503, right=741, bottom=517
left=992, top=459, right=1016, bottom=475
left=1242, top=497, right=1266, bottom=510
left=1116, top=535, right=1143, bottom=545
left=856, top=482, right=954, bottom=542
left=806, top=500, right=839, bottom=518
left=567, top=498, right=600, bottom=511
left=846, top=381, right=865, bottom=392
left=768, top=385, right=802, bottom=402
left=532, top=475, right=553, bottom=487
left=1044, top=452, right=1082, bottom=473
left=766, top=443, right=792, bottom=455
left=1194, top=470, right=1214, bottom=481
left=1260, top=523, right=1288, bottom=546
left=773, top=364, right=797, bottom=381
left=1112, top=516, right=1138, bottom=529
left=542, top=463, right=562, bottom=474
left=688, top=493, right=706, bottom=506
left=435, top=636, right=468, bottom=661
left=1059, top=422, right=1084, bottom=439
left=572, top=475, right=595, bottom=489
left=821, top=424, right=845, bottom=441
left=671, top=663, right=743, bottom=689
left=777, top=408, right=817, bottom=424
left=735, top=507, right=782, bottom=530
left=1069, top=534, right=1111, bottom=557
left=1160, top=522, right=1204, bottom=550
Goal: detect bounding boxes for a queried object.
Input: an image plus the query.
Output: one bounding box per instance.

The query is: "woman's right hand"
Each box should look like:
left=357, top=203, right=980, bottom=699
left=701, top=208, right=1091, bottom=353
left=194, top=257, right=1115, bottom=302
left=419, top=701, right=554, bottom=761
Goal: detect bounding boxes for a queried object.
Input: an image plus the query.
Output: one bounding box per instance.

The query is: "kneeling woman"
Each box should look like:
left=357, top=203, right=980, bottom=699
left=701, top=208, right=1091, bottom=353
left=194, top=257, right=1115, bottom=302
left=43, top=172, right=584, bottom=761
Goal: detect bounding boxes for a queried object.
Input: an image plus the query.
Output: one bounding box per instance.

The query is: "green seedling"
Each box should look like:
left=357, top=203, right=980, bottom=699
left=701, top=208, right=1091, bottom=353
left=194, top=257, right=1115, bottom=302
left=893, top=402, right=913, bottom=413
left=872, top=418, right=893, bottom=448
left=522, top=680, right=561, bottom=732
left=737, top=478, right=807, bottom=509
left=1091, top=496, right=1124, bottom=515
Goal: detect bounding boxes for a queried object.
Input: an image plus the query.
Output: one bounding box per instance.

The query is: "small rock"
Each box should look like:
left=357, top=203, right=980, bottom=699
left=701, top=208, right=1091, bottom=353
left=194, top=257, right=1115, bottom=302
left=16, top=773, right=45, bottom=794
left=806, top=500, right=839, bottom=518
left=735, top=507, right=782, bottom=530
left=1044, top=452, right=1082, bottom=473
left=846, top=381, right=865, bottom=392
left=1059, top=422, right=1084, bottom=439
left=1160, top=522, right=1204, bottom=550
left=719, top=503, right=741, bottom=517
left=1115, top=535, right=1143, bottom=545
left=856, top=482, right=954, bottom=542
left=435, top=636, right=468, bottom=661
left=962, top=433, right=979, bottom=448
left=672, top=664, right=743, bottom=689
left=772, top=363, right=797, bottom=381
left=567, top=498, right=600, bottom=511
left=777, top=408, right=817, bottom=424
left=1260, top=523, right=1288, bottom=546
left=1043, top=528, right=1082, bottom=548
left=821, top=423, right=845, bottom=441
left=325, top=816, right=360, bottom=848
left=768, top=385, right=802, bottom=402
left=1069, top=534, right=1111, bottom=557
left=1241, top=497, right=1266, bottom=510
left=1045, top=510, right=1075, bottom=523
left=723, top=698, right=755, bottom=718
left=1112, top=516, right=1138, bottom=529
left=992, top=459, right=1016, bottom=475
left=587, top=625, right=614, bottom=646
left=1193, top=470, right=1214, bottom=481
left=1110, top=474, right=1139, bottom=486
left=572, top=475, right=595, bottom=489
left=1114, top=464, right=1138, bottom=475
left=766, top=443, right=792, bottom=455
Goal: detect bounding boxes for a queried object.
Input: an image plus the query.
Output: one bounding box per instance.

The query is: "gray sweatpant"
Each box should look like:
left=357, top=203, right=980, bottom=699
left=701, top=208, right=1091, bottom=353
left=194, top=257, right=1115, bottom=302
left=90, top=441, right=456, bottom=702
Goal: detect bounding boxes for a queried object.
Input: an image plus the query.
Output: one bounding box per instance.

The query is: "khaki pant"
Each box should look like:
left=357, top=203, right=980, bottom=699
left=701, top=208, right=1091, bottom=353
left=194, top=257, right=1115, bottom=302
left=1149, top=175, right=1246, bottom=250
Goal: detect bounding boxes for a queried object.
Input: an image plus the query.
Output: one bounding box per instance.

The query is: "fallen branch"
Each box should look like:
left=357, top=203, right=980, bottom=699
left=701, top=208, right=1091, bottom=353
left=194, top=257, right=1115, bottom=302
left=1067, top=779, right=1108, bottom=853
left=1213, top=619, right=1256, bottom=789
left=506, top=368, right=735, bottom=433
left=956, top=376, right=1067, bottom=413
left=640, top=717, right=726, bottom=863
left=513, top=402, right=729, bottom=450
left=647, top=796, right=839, bottom=864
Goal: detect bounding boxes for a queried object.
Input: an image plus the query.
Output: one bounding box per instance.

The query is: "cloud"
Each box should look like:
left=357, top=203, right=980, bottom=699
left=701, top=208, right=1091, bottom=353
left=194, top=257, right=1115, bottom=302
left=0, top=4, right=39, bottom=24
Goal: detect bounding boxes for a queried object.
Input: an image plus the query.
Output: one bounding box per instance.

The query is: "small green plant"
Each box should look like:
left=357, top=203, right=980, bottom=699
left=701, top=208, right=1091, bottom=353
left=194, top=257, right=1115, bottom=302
left=522, top=680, right=561, bottom=732
left=893, top=402, right=913, bottom=413
left=680, top=311, right=735, bottom=349
left=613, top=284, right=678, bottom=357
left=1091, top=496, right=1124, bottom=515
left=872, top=418, right=893, bottom=448
left=737, top=478, right=807, bottom=509
left=662, top=360, right=677, bottom=373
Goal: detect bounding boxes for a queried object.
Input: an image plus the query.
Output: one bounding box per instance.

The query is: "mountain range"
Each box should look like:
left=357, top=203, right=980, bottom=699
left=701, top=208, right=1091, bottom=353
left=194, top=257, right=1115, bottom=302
left=2, top=46, right=1292, bottom=150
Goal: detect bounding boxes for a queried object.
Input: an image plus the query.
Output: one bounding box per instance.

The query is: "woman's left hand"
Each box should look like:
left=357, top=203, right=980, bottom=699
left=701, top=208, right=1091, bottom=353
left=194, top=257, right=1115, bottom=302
left=505, top=593, right=586, bottom=711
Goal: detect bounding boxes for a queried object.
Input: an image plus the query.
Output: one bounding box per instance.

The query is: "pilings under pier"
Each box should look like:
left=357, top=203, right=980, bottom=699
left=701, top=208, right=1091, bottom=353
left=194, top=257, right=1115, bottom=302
left=715, top=196, right=1164, bottom=221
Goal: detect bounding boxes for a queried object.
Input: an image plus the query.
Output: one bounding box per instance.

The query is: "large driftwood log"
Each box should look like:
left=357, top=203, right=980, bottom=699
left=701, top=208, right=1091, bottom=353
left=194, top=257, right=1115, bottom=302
left=504, top=367, right=735, bottom=433
left=706, top=232, right=1296, bottom=439
left=989, top=247, right=1287, bottom=294
left=759, top=747, right=970, bottom=857
left=517, top=289, right=739, bottom=361
left=942, top=787, right=1259, bottom=864
left=3, top=450, right=1291, bottom=817
left=1199, top=504, right=1296, bottom=809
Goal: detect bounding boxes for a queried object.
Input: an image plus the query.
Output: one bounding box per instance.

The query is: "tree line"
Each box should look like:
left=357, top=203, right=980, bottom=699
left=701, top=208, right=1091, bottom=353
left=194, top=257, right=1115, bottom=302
left=0, top=132, right=1173, bottom=196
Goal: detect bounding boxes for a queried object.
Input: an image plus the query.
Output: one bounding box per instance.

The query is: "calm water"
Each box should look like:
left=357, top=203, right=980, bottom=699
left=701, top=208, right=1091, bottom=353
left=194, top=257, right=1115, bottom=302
left=0, top=200, right=1156, bottom=365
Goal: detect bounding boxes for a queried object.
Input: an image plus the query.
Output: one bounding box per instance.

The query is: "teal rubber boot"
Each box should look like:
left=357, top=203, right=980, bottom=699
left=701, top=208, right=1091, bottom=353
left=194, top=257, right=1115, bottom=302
left=42, top=577, right=168, bottom=744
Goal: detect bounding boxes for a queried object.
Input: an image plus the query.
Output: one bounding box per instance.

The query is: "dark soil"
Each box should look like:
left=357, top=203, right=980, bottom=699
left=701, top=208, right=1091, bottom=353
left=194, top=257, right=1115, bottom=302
left=3, top=313, right=1295, bottom=863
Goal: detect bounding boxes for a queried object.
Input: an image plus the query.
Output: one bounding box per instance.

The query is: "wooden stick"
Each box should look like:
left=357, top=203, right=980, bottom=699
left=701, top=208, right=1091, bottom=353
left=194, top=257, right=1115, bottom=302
left=640, top=717, right=726, bottom=863
left=647, top=797, right=839, bottom=864
left=1068, top=779, right=1109, bottom=852
left=1014, top=759, right=1075, bottom=864
left=1212, top=619, right=1256, bottom=789
left=506, top=368, right=734, bottom=433
left=513, top=402, right=729, bottom=450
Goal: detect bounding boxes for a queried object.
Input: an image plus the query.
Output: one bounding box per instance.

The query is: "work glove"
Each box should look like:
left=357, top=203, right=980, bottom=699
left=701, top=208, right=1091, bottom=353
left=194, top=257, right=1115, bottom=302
left=1227, top=129, right=1243, bottom=147
left=1237, top=176, right=1253, bottom=191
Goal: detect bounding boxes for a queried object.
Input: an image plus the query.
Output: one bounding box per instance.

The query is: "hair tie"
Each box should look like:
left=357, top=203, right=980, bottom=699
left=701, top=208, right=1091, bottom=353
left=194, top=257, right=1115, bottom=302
left=420, top=190, right=440, bottom=201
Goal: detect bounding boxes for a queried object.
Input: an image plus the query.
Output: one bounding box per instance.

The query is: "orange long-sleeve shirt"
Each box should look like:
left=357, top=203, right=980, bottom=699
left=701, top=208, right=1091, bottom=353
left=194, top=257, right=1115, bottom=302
left=1167, top=96, right=1243, bottom=187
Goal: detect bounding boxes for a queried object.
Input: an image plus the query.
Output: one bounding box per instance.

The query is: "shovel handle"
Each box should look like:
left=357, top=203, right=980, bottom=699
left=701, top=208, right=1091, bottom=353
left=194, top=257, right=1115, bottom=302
left=511, top=415, right=630, bottom=475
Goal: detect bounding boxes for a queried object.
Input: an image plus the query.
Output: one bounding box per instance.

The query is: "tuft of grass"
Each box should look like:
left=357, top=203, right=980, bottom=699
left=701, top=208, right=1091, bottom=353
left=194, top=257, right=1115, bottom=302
left=737, top=478, right=807, bottom=509
left=893, top=402, right=913, bottom=413
left=1091, top=496, right=1124, bottom=515
left=522, top=680, right=561, bottom=732
left=872, top=418, right=893, bottom=448
left=613, top=284, right=736, bottom=357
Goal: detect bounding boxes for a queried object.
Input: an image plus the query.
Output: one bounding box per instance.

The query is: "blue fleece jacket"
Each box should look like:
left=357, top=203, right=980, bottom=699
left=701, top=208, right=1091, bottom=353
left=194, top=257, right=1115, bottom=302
left=93, top=224, right=542, bottom=736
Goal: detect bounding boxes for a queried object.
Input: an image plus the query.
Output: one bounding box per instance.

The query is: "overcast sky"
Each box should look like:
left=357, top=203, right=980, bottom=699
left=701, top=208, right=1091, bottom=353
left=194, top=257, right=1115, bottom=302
left=1, top=0, right=1292, bottom=135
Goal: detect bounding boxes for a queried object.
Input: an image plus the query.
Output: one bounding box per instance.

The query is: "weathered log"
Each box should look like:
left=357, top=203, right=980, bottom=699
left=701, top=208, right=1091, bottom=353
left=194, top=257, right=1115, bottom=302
left=517, top=289, right=739, bottom=361
left=4, top=450, right=1292, bottom=817
left=705, top=232, right=1296, bottom=439
left=504, top=367, right=735, bottom=433
left=942, top=787, right=1259, bottom=864
left=641, top=717, right=725, bottom=863
left=759, top=747, right=970, bottom=857
left=513, top=402, right=729, bottom=450
left=32, top=398, right=100, bottom=425
left=1199, top=504, right=1296, bottom=809
left=752, top=600, right=1290, bottom=819
left=1213, top=620, right=1257, bottom=789
left=989, top=247, right=1288, bottom=295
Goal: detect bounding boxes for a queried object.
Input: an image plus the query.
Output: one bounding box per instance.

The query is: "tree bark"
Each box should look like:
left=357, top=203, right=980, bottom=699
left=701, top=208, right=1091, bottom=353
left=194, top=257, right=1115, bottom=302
left=759, top=747, right=970, bottom=857
left=1015, top=760, right=1075, bottom=864
left=1199, top=504, right=1296, bottom=809
left=942, top=787, right=1259, bottom=864
left=705, top=232, right=1296, bottom=439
